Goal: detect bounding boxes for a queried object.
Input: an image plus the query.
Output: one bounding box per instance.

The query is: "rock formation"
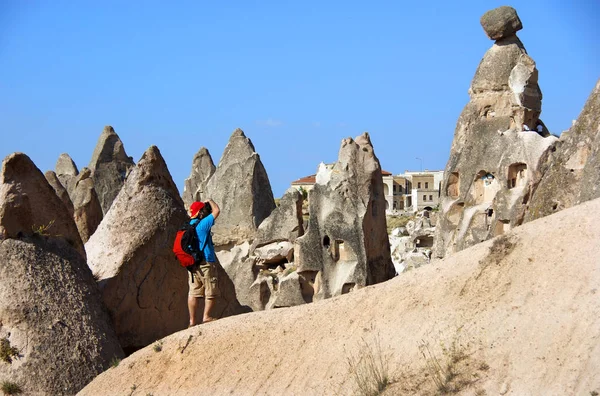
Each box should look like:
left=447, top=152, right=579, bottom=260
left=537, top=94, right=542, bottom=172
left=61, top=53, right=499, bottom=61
left=250, top=187, right=304, bottom=252
left=390, top=210, right=436, bottom=274
left=71, top=167, right=103, bottom=243
left=182, top=147, right=216, bottom=209
left=0, top=153, right=85, bottom=258
left=89, top=126, right=135, bottom=214
left=85, top=146, right=189, bottom=351
left=0, top=236, right=124, bottom=395
left=86, top=146, right=244, bottom=351
left=78, top=196, right=600, bottom=396
left=295, top=133, right=395, bottom=300
left=433, top=6, right=557, bottom=258
left=524, top=79, right=600, bottom=221
left=44, top=170, right=75, bottom=217
left=205, top=129, right=276, bottom=246
left=55, top=152, right=79, bottom=195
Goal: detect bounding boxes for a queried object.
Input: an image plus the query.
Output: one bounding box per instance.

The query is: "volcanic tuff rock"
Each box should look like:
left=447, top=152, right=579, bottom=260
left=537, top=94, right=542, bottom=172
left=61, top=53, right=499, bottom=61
left=71, top=167, right=103, bottom=243
left=86, top=146, right=188, bottom=350
left=433, top=7, right=557, bottom=258
left=295, top=133, right=394, bottom=300
left=182, top=147, right=216, bottom=210
left=89, top=125, right=135, bottom=214
left=87, top=146, right=245, bottom=350
left=480, top=6, right=522, bottom=40
left=55, top=152, right=79, bottom=195
left=45, top=170, right=75, bottom=217
left=78, top=197, right=600, bottom=396
left=524, top=79, right=600, bottom=221
left=250, top=187, right=304, bottom=253
left=0, top=237, right=124, bottom=395
left=205, top=129, right=276, bottom=246
left=0, top=153, right=85, bottom=258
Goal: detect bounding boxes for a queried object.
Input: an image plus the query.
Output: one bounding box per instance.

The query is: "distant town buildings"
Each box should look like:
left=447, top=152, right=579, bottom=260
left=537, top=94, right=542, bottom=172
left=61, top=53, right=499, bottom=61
left=381, top=170, right=444, bottom=213
left=291, top=164, right=444, bottom=213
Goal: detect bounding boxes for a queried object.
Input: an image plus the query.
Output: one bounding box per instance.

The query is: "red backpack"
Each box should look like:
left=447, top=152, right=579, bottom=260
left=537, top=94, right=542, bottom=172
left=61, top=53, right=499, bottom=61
left=173, top=221, right=206, bottom=269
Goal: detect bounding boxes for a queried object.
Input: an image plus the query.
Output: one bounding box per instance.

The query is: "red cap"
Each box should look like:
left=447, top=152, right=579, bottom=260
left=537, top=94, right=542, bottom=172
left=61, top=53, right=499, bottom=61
left=189, top=201, right=205, bottom=217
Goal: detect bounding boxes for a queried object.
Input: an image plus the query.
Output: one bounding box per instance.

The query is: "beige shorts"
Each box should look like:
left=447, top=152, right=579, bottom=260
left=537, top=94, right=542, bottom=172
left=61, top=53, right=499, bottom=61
left=188, top=261, right=220, bottom=299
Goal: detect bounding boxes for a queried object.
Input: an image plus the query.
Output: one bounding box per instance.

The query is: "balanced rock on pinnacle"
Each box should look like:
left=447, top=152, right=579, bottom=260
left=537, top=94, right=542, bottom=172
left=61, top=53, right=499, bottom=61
left=433, top=7, right=557, bottom=259
left=480, top=6, right=523, bottom=40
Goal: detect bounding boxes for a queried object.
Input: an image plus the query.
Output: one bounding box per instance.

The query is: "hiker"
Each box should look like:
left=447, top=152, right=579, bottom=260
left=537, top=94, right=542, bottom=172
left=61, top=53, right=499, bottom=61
left=187, top=199, right=220, bottom=326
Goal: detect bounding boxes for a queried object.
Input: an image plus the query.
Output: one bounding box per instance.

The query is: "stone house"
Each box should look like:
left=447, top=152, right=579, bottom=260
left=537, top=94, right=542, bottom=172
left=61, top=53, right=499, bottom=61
left=292, top=166, right=444, bottom=214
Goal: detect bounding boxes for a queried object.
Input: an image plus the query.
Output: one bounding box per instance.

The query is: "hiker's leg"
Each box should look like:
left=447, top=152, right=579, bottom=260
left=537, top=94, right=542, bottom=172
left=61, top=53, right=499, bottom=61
left=188, top=295, right=202, bottom=326
left=203, top=297, right=218, bottom=323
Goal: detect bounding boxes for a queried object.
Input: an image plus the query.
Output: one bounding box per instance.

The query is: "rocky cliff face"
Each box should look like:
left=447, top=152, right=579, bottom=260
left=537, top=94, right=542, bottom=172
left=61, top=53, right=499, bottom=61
left=0, top=153, right=86, bottom=259
left=524, top=79, right=600, bottom=221
left=295, top=133, right=394, bottom=300
left=182, top=147, right=216, bottom=210
left=0, top=237, right=124, bottom=395
left=433, top=6, right=557, bottom=258
left=89, top=126, right=135, bottom=215
left=205, top=129, right=276, bottom=246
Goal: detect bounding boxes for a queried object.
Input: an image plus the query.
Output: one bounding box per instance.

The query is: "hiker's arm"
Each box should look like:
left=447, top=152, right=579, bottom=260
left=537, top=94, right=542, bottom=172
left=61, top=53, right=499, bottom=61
left=207, top=199, right=220, bottom=220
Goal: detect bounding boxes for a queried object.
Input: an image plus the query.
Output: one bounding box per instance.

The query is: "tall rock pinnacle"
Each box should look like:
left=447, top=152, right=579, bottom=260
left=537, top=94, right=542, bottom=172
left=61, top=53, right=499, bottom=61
left=433, top=7, right=558, bottom=258
left=88, top=126, right=135, bottom=214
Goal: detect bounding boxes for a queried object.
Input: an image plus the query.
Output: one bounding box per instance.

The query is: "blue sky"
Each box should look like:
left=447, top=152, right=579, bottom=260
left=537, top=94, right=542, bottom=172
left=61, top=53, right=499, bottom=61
left=1, top=1, right=598, bottom=198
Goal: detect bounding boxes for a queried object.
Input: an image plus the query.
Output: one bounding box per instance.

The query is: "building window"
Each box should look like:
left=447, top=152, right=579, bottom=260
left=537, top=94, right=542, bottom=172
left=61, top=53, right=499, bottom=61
left=393, top=185, right=397, bottom=192
left=429, top=195, right=433, bottom=201
left=425, top=182, right=429, bottom=189
left=423, top=194, right=427, bottom=201
left=418, top=182, right=421, bottom=188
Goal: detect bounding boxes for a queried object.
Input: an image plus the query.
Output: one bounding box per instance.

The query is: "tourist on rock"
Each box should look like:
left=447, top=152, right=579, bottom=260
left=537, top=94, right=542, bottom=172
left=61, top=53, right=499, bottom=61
left=188, top=199, right=221, bottom=326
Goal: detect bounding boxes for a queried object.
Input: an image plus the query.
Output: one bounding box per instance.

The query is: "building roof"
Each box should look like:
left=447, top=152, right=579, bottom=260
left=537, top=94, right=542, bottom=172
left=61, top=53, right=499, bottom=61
left=381, top=170, right=392, bottom=176
left=291, top=174, right=316, bottom=185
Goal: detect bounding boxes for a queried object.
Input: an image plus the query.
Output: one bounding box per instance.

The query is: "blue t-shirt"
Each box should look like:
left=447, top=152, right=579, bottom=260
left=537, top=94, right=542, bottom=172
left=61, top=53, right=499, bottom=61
left=191, top=214, right=216, bottom=263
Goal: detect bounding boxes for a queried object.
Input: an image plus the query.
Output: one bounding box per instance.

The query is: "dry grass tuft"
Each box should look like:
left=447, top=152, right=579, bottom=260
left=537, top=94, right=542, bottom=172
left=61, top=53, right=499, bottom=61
left=346, top=336, right=391, bottom=396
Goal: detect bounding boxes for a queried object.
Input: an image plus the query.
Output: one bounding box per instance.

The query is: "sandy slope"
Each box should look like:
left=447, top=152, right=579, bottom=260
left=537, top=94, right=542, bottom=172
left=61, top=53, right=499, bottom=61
left=80, top=198, right=600, bottom=395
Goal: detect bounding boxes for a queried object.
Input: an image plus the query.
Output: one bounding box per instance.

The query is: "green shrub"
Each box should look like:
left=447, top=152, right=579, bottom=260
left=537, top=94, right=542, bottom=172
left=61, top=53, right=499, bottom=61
left=0, top=338, right=19, bottom=364
left=110, top=357, right=121, bottom=368
left=1, top=381, right=22, bottom=395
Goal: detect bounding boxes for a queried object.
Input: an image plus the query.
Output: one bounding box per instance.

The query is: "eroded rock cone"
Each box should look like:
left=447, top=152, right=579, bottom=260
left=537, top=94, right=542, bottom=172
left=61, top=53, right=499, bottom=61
left=89, top=126, right=135, bottom=214
left=525, top=79, right=600, bottom=220
left=0, top=153, right=86, bottom=259
left=295, top=133, right=394, bottom=300
left=433, top=7, right=557, bottom=259
left=182, top=147, right=216, bottom=209
left=205, top=128, right=276, bottom=246
left=71, top=167, right=103, bottom=243
left=86, top=146, right=245, bottom=350
left=0, top=237, right=124, bottom=395
left=86, top=146, right=188, bottom=351
left=55, top=152, right=79, bottom=195
left=44, top=170, right=75, bottom=217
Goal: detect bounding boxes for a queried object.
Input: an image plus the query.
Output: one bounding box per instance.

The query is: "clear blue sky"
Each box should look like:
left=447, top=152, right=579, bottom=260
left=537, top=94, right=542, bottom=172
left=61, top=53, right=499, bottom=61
left=1, top=1, right=598, bottom=198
